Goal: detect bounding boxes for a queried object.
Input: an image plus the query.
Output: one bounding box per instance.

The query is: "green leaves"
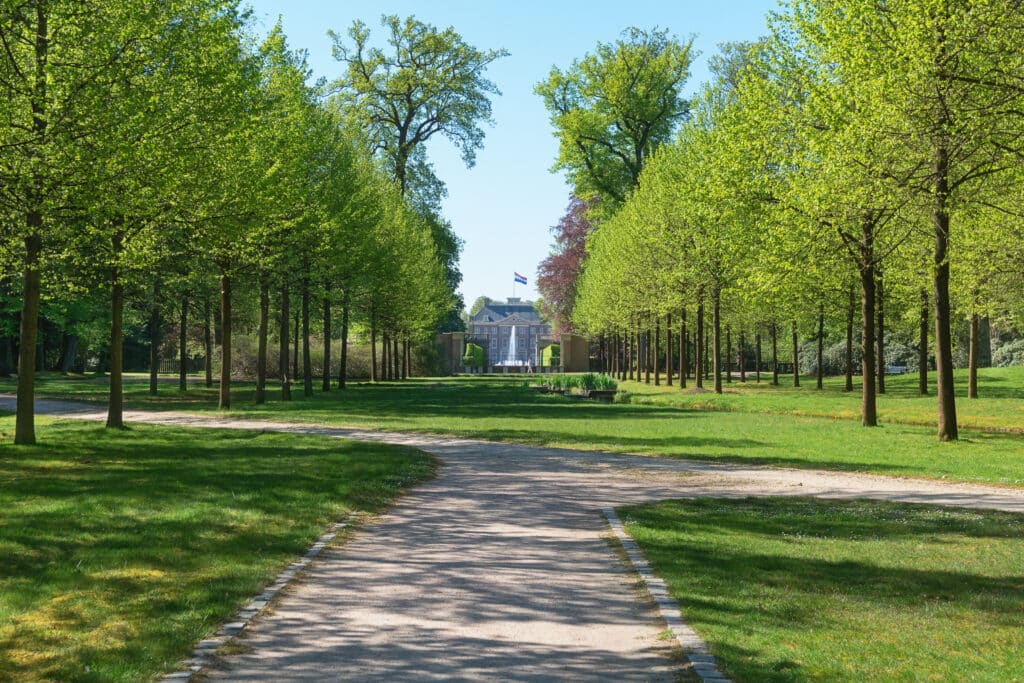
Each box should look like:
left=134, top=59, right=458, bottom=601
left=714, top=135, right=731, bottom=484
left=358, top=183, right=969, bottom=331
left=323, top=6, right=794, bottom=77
left=330, top=14, right=508, bottom=204
left=536, top=27, right=695, bottom=214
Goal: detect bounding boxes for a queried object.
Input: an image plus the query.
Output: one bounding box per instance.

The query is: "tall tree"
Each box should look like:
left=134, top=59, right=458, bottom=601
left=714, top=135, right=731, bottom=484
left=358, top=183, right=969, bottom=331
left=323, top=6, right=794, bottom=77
left=329, top=14, right=506, bottom=201
left=536, top=27, right=694, bottom=214
left=536, top=196, right=593, bottom=334
left=329, top=14, right=492, bottom=325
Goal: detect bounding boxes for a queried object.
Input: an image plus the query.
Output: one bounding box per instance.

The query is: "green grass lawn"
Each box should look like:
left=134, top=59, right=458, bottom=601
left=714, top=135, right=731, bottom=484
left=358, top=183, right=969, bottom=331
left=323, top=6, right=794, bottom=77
left=0, top=417, right=433, bottom=682
left=4, top=369, right=1024, bottom=486
left=618, top=365, right=1024, bottom=432
left=619, top=497, right=1024, bottom=682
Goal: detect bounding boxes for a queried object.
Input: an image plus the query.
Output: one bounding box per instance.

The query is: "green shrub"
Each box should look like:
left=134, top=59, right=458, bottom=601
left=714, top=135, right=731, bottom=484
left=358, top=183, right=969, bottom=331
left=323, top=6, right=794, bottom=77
left=462, top=343, right=485, bottom=368
left=541, top=343, right=561, bottom=367
left=614, top=389, right=632, bottom=404
left=993, top=338, right=1024, bottom=367
left=594, top=374, right=618, bottom=390
left=580, top=372, right=598, bottom=391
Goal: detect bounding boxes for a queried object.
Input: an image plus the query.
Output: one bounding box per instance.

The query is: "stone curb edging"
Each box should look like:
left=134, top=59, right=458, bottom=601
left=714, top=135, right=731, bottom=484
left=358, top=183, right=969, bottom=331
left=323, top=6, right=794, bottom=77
left=602, top=507, right=731, bottom=683
left=160, top=518, right=352, bottom=681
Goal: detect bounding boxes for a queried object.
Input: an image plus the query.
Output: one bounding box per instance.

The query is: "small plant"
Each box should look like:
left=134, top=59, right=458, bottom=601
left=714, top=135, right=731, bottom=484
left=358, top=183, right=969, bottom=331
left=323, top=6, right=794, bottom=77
left=594, top=374, right=618, bottom=391
left=613, top=389, right=632, bottom=404
left=580, top=372, right=598, bottom=391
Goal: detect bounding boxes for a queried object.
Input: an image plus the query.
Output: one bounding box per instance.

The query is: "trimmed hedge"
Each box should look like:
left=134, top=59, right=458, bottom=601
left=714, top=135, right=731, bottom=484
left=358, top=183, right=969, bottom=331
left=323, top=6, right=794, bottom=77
left=463, top=342, right=485, bottom=368
left=541, top=344, right=560, bottom=367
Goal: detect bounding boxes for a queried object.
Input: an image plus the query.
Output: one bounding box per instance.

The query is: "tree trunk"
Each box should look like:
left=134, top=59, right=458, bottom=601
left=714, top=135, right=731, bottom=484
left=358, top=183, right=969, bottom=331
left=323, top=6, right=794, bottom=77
left=15, top=4, right=48, bottom=443
left=919, top=290, right=929, bottom=396
left=845, top=285, right=855, bottom=392
left=654, top=317, right=661, bottom=386
left=292, top=306, right=299, bottom=385
left=626, top=328, right=633, bottom=380
left=393, top=336, right=400, bottom=381
left=148, top=283, right=160, bottom=396
left=60, top=333, right=77, bottom=374
left=713, top=289, right=722, bottom=394
left=106, top=233, right=124, bottom=431
left=643, top=327, right=651, bottom=384
left=771, top=321, right=779, bottom=386
left=338, top=292, right=350, bottom=389
left=322, top=296, right=331, bottom=393
left=755, top=332, right=762, bottom=383
left=876, top=272, right=886, bottom=395
left=612, top=333, right=618, bottom=378
left=860, top=254, right=878, bottom=427
left=16, top=234, right=43, bottom=443
left=204, top=297, right=213, bottom=388
left=679, top=308, right=687, bottom=389
left=0, top=332, right=10, bottom=378
left=791, top=320, right=800, bottom=388
left=739, top=332, right=746, bottom=382
left=370, top=313, right=378, bottom=382
left=219, top=268, right=232, bottom=410
left=725, top=327, right=732, bottom=384
left=932, top=149, right=958, bottom=440
left=179, top=295, right=189, bottom=393
left=665, top=314, right=672, bottom=386
left=695, top=299, right=704, bottom=389
left=280, top=283, right=291, bottom=401
left=968, top=312, right=979, bottom=399
left=255, top=279, right=268, bottom=404
left=382, top=332, right=390, bottom=380
left=816, top=304, right=824, bottom=390
left=302, top=279, right=312, bottom=397
left=704, top=317, right=711, bottom=381
left=403, top=339, right=411, bottom=382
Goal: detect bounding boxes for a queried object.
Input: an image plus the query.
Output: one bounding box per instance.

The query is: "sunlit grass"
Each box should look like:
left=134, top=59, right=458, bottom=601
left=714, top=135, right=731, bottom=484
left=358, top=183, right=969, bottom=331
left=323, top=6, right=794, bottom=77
left=4, top=370, right=1024, bottom=485
left=0, top=417, right=433, bottom=682
left=618, top=366, right=1024, bottom=432
left=620, top=497, right=1024, bottom=682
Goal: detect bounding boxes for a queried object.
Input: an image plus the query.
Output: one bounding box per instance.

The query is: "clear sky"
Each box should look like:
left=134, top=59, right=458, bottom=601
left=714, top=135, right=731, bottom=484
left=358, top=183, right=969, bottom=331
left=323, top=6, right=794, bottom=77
left=242, top=0, right=780, bottom=308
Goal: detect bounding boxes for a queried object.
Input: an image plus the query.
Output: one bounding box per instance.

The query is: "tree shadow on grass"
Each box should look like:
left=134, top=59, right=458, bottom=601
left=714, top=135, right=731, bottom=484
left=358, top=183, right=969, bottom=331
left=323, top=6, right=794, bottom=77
left=621, top=497, right=1024, bottom=682
left=0, top=422, right=431, bottom=681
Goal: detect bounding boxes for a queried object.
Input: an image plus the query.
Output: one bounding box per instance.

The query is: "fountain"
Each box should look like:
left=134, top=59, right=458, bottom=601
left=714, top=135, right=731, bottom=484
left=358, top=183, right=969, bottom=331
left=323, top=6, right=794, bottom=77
left=507, top=325, right=517, bottom=364
left=494, top=325, right=526, bottom=370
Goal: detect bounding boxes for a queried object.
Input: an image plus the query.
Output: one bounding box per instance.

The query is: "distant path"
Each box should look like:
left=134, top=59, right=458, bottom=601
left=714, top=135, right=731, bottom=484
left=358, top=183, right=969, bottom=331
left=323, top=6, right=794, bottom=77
left=4, top=396, right=1023, bottom=681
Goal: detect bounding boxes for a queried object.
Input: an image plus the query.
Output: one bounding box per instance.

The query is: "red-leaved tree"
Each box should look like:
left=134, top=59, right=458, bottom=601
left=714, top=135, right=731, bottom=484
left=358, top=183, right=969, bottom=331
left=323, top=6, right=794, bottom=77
left=537, top=196, right=593, bottom=334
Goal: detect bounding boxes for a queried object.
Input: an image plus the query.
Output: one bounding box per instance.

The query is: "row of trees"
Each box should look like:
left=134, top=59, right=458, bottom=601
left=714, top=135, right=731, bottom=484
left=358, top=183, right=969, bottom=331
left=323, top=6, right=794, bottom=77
left=1, top=5, right=506, bottom=444
left=542, top=1, right=1024, bottom=441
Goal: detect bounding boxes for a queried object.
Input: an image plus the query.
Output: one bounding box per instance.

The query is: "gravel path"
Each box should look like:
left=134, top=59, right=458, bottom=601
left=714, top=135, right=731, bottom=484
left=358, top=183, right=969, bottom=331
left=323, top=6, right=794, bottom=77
left=5, top=396, right=1024, bottom=681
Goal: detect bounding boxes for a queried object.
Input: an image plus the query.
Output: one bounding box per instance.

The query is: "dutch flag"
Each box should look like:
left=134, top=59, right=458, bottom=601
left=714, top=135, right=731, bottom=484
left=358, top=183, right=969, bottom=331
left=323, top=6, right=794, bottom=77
left=514, top=272, right=528, bottom=285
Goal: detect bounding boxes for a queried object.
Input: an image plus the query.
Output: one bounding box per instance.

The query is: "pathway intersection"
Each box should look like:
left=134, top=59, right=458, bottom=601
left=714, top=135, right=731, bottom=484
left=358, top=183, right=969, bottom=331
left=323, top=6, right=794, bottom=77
left=6, top=396, right=1024, bottom=681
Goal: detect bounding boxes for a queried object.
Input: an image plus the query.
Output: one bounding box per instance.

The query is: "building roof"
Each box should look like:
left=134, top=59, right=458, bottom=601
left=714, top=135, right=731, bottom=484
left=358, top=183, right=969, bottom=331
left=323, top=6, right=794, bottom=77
left=470, top=298, right=543, bottom=324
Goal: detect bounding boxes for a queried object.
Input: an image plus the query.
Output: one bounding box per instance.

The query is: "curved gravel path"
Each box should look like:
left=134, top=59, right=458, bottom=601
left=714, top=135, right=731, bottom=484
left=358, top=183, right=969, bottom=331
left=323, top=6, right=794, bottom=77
left=5, top=396, right=1023, bottom=681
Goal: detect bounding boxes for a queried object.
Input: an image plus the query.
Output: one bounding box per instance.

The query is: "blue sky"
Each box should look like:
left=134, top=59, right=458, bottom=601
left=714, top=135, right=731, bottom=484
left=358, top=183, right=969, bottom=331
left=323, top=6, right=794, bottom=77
left=243, top=0, right=780, bottom=307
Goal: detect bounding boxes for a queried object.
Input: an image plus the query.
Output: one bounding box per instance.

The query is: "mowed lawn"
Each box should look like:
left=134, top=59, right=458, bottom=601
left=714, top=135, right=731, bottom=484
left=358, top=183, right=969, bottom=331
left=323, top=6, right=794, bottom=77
left=620, top=497, right=1024, bottom=682
left=617, top=365, right=1024, bottom=432
left=0, top=417, right=433, bottom=682
left=4, top=369, right=1024, bottom=486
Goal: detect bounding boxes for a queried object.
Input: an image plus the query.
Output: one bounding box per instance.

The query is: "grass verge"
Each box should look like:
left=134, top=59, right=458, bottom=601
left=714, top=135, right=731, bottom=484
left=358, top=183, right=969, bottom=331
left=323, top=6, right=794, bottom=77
left=0, top=417, right=433, bottom=682
left=619, top=497, right=1024, bottom=682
